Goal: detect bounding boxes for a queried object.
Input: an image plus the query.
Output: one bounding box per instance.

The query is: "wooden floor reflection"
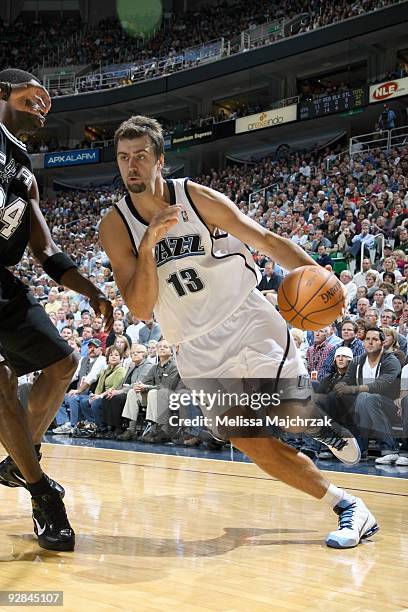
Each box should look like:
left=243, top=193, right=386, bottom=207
left=0, top=444, right=407, bottom=611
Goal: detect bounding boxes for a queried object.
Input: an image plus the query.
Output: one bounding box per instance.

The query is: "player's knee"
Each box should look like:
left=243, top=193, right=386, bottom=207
left=0, top=364, right=18, bottom=400
left=43, top=352, right=79, bottom=382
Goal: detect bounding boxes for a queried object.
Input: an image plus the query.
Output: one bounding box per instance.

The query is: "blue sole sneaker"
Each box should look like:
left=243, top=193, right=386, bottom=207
left=326, top=497, right=380, bottom=548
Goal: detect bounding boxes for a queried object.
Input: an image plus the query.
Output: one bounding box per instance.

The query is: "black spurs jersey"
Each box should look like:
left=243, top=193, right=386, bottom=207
left=0, top=122, right=33, bottom=267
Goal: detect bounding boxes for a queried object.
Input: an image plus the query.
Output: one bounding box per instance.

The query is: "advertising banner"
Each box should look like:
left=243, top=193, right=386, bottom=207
left=44, top=148, right=101, bottom=168
left=235, top=105, right=297, bottom=134
left=369, top=77, right=408, bottom=103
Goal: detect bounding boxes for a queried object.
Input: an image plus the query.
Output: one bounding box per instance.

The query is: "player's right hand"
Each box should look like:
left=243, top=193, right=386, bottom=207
left=8, top=80, right=51, bottom=118
left=143, top=205, right=182, bottom=248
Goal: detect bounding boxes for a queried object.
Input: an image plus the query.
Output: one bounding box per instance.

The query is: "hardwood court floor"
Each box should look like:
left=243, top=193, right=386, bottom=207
left=0, top=444, right=407, bottom=612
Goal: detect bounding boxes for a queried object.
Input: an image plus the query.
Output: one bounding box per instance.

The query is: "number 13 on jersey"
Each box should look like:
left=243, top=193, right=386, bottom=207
left=166, top=267, right=205, bottom=297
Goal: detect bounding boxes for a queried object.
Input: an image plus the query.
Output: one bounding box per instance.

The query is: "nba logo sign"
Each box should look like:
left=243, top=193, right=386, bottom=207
left=181, top=208, right=189, bottom=222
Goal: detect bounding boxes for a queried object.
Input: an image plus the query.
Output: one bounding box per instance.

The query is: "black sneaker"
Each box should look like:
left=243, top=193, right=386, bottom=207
left=31, top=490, right=75, bottom=551
left=0, top=455, right=65, bottom=498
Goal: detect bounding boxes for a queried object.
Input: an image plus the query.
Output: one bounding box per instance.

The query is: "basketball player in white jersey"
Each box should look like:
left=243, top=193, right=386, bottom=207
left=99, top=116, right=379, bottom=549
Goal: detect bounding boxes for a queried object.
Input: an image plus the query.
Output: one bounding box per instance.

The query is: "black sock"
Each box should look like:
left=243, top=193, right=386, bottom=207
left=26, top=474, right=52, bottom=497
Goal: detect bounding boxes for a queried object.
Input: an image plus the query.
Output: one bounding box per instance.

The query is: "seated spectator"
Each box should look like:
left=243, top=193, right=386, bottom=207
left=346, top=221, right=375, bottom=260
left=355, top=319, right=369, bottom=341
left=372, top=289, right=387, bottom=318
left=125, top=312, right=144, bottom=345
left=335, top=226, right=354, bottom=256
left=339, top=270, right=357, bottom=303
left=113, top=334, right=132, bottom=367
left=397, top=262, right=408, bottom=297
left=316, top=346, right=354, bottom=395
left=77, top=310, right=93, bottom=337
left=91, top=315, right=108, bottom=351
left=392, top=295, right=406, bottom=324
left=395, top=362, right=408, bottom=464
left=116, top=345, right=154, bottom=440
left=44, top=287, right=62, bottom=315
left=106, top=319, right=133, bottom=348
left=256, top=260, right=283, bottom=304
left=53, top=339, right=106, bottom=433
left=334, top=327, right=401, bottom=462
left=365, top=271, right=380, bottom=300
left=80, top=325, right=94, bottom=357
left=353, top=258, right=378, bottom=288
left=139, top=318, right=162, bottom=345
left=319, top=320, right=365, bottom=379
left=87, top=346, right=127, bottom=428
left=139, top=340, right=180, bottom=443
left=381, top=257, right=402, bottom=282
left=352, top=297, right=370, bottom=321
left=381, top=327, right=406, bottom=367
left=310, top=228, right=331, bottom=253
left=306, top=327, right=333, bottom=380
left=101, top=344, right=152, bottom=438
left=365, top=308, right=380, bottom=328
left=316, top=244, right=334, bottom=268
left=146, top=340, right=159, bottom=364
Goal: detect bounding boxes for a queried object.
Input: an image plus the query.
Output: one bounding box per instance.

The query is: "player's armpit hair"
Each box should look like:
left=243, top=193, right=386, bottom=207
left=42, top=252, right=77, bottom=284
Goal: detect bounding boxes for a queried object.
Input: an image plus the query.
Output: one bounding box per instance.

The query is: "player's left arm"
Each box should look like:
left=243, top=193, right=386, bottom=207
left=28, top=177, right=114, bottom=330
left=188, top=181, right=318, bottom=272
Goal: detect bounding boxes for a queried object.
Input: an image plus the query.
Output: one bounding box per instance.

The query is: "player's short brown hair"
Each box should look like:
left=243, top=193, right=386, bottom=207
left=114, top=115, right=164, bottom=160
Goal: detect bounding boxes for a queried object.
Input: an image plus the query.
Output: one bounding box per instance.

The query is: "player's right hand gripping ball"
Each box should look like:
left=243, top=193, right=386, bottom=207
left=277, top=265, right=346, bottom=330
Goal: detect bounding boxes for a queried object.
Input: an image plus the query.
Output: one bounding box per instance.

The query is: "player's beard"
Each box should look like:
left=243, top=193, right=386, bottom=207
left=127, top=180, right=146, bottom=193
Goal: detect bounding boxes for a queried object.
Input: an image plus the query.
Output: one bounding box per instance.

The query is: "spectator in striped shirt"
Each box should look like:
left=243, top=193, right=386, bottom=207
left=319, top=320, right=366, bottom=380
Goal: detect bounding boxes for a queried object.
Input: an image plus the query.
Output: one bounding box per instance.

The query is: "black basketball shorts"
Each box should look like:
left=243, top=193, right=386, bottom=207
left=0, top=272, right=73, bottom=377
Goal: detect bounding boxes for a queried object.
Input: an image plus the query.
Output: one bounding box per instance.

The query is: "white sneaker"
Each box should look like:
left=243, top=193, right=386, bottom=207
left=396, top=456, right=408, bottom=466
left=52, top=422, right=73, bottom=435
left=375, top=453, right=399, bottom=464
left=326, top=497, right=379, bottom=549
left=313, top=426, right=361, bottom=465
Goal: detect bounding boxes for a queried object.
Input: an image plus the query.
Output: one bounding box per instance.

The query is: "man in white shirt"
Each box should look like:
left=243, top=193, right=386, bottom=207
left=125, top=312, right=145, bottom=345
left=372, top=289, right=386, bottom=318
left=335, top=327, right=401, bottom=463
left=353, top=258, right=378, bottom=288
left=53, top=339, right=107, bottom=433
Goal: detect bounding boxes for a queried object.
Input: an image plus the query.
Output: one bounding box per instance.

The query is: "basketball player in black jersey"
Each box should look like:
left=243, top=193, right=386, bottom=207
left=0, top=69, right=113, bottom=551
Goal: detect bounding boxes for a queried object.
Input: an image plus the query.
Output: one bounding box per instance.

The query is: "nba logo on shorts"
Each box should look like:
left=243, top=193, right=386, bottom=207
left=181, top=208, right=189, bottom=222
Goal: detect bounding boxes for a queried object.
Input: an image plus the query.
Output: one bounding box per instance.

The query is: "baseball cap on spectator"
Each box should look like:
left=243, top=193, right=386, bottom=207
left=335, top=346, right=353, bottom=360
left=384, top=243, right=392, bottom=251
left=88, top=339, right=102, bottom=348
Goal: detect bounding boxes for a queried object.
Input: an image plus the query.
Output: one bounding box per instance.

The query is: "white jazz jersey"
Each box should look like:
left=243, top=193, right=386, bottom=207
left=114, top=178, right=261, bottom=344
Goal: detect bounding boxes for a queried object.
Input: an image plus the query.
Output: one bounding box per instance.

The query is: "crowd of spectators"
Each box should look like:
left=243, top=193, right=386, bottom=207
left=0, top=0, right=400, bottom=98
left=10, top=139, right=408, bottom=465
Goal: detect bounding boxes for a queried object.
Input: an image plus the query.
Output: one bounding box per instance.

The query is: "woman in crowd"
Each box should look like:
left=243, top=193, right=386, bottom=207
left=87, top=346, right=127, bottom=428
left=355, top=319, right=368, bottom=341
left=114, top=335, right=132, bottom=367
left=382, top=257, right=402, bottom=281
left=381, top=326, right=406, bottom=367
left=365, top=271, right=380, bottom=299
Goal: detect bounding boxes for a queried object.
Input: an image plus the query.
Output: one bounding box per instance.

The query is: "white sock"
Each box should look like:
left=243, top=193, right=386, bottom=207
left=321, top=483, right=356, bottom=508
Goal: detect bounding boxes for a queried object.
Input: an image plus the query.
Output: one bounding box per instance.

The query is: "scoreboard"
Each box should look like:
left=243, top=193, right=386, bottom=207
left=299, top=87, right=367, bottom=120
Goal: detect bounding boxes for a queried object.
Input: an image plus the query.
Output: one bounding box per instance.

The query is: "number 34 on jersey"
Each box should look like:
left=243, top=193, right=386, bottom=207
left=0, top=188, right=27, bottom=240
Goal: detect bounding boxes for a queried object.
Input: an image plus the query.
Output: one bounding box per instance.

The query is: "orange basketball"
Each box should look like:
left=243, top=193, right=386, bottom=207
left=277, top=265, right=346, bottom=331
